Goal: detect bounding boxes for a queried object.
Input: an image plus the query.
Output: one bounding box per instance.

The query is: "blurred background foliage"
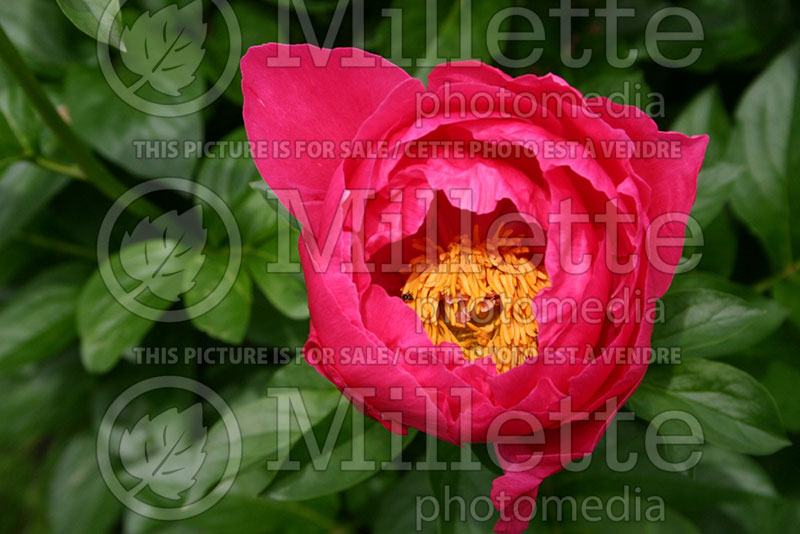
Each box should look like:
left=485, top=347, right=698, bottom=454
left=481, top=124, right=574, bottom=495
left=0, top=0, right=799, bottom=532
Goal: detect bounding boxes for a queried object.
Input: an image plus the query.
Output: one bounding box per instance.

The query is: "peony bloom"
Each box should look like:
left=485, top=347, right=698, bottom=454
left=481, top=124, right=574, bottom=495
left=242, top=43, right=706, bottom=533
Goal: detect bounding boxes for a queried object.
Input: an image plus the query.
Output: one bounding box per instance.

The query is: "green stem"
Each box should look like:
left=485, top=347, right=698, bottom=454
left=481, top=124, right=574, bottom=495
left=17, top=234, right=96, bottom=261
left=754, top=257, right=800, bottom=293
left=30, top=156, right=87, bottom=180
left=0, top=25, right=159, bottom=219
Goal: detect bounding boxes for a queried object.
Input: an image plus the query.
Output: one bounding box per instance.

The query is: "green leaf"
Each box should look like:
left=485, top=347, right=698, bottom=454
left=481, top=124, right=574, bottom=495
left=532, top=497, right=700, bottom=534
left=428, top=445, right=498, bottom=534
left=193, top=128, right=275, bottom=245
left=245, top=228, right=308, bottom=320
left=670, top=271, right=762, bottom=296
left=690, top=162, right=742, bottom=228
left=773, top=274, right=800, bottom=327
left=195, top=128, right=259, bottom=208
left=264, top=411, right=416, bottom=501
left=77, top=239, right=194, bottom=373
left=373, top=471, right=438, bottom=534
left=250, top=180, right=302, bottom=230
left=0, top=262, right=90, bottom=372
left=556, top=417, right=779, bottom=508
left=0, top=64, right=42, bottom=163
left=758, top=359, right=800, bottom=434
left=186, top=390, right=334, bottom=498
left=692, top=446, right=778, bottom=501
left=182, top=250, right=252, bottom=344
left=127, top=491, right=336, bottom=534
left=0, top=115, right=24, bottom=164
left=55, top=0, right=124, bottom=48
left=716, top=498, right=800, bottom=534
left=341, top=472, right=399, bottom=526
left=0, top=162, right=68, bottom=249
left=0, top=355, right=91, bottom=447
left=671, top=88, right=737, bottom=245
left=628, top=358, right=790, bottom=455
left=470, top=442, right=503, bottom=475
left=0, top=0, right=92, bottom=72
left=121, top=1, right=207, bottom=97
left=671, top=85, right=731, bottom=166
left=267, top=356, right=335, bottom=390
left=62, top=66, right=202, bottom=178
left=48, top=434, right=121, bottom=534
left=732, top=327, right=800, bottom=433
left=542, top=442, right=772, bottom=533
left=246, top=292, right=309, bottom=349
left=186, top=359, right=340, bottom=502
left=653, top=287, right=786, bottom=359
left=246, top=249, right=309, bottom=321
left=234, top=190, right=278, bottom=245
left=728, top=41, right=800, bottom=269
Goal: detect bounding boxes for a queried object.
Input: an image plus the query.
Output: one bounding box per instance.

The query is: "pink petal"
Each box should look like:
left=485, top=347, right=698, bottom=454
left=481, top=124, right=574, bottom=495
left=241, top=43, right=412, bottom=227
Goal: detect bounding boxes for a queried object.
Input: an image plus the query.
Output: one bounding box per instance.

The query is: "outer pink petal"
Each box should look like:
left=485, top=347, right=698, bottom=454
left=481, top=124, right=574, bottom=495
left=241, top=43, right=412, bottom=227
left=584, top=98, right=708, bottom=297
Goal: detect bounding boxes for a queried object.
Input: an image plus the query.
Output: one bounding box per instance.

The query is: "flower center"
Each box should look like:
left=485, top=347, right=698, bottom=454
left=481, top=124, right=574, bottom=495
left=401, top=229, right=550, bottom=373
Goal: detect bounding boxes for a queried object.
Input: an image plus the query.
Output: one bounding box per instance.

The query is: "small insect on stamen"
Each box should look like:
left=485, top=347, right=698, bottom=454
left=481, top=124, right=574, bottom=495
left=400, top=233, right=550, bottom=373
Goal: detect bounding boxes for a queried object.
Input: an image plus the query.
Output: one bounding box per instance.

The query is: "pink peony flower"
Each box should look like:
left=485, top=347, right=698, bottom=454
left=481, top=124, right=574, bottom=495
left=242, top=43, right=707, bottom=533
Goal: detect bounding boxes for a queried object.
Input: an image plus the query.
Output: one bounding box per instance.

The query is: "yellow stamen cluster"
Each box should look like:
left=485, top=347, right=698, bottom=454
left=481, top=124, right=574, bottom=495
left=401, top=229, right=550, bottom=373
